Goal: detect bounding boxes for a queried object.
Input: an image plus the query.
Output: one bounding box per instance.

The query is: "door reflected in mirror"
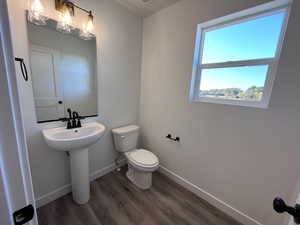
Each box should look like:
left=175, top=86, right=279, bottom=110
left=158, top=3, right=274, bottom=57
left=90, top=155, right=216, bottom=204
left=27, top=16, right=98, bottom=123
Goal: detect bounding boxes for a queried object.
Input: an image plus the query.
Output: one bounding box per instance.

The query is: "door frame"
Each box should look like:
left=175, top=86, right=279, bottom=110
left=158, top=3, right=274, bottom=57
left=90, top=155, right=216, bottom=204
left=0, top=0, right=37, bottom=224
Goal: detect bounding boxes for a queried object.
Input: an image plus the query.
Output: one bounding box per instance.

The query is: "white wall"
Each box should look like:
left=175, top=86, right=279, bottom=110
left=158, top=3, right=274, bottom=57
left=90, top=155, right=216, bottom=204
left=7, top=0, right=142, bottom=202
left=140, top=0, right=300, bottom=225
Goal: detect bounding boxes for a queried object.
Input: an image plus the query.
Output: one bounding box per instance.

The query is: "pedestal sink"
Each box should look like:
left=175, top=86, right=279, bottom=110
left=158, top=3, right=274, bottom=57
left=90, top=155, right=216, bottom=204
left=42, top=122, right=105, bottom=204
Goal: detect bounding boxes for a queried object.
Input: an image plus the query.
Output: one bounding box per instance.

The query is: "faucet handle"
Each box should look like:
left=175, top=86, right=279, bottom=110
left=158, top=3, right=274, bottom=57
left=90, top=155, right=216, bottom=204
left=77, top=119, right=82, bottom=128
left=67, top=108, right=72, bottom=120
left=66, top=119, right=72, bottom=129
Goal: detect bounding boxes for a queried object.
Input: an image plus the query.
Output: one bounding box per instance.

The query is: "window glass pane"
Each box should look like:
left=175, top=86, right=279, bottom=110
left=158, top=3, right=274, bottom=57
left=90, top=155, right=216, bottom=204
left=199, top=65, right=268, bottom=101
left=202, top=11, right=285, bottom=64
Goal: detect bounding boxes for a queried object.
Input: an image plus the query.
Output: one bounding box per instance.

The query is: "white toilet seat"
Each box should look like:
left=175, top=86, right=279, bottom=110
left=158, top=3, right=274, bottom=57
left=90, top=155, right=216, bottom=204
left=125, top=149, right=159, bottom=171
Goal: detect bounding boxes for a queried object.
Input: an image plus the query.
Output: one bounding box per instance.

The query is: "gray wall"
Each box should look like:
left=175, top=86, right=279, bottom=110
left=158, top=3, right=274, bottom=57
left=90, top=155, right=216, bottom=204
left=7, top=0, right=142, bottom=200
left=140, top=0, right=300, bottom=225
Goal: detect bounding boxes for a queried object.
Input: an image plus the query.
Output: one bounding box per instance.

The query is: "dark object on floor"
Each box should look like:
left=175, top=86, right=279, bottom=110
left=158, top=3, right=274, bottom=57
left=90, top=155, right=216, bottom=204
left=273, top=197, right=300, bottom=224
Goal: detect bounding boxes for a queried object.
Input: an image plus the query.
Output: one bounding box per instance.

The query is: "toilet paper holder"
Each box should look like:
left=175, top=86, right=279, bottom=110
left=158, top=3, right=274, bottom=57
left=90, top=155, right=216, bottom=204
left=166, top=134, right=180, bottom=142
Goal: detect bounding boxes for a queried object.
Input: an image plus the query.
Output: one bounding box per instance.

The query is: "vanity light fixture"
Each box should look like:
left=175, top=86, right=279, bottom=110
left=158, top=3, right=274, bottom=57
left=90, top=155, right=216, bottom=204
left=28, top=0, right=48, bottom=25
left=55, top=0, right=94, bottom=38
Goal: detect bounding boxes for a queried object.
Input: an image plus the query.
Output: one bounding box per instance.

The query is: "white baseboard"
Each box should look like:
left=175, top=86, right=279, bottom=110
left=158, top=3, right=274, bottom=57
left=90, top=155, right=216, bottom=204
left=159, top=165, right=263, bottom=225
left=36, top=160, right=126, bottom=208
left=35, top=184, right=71, bottom=208
left=90, top=159, right=125, bottom=181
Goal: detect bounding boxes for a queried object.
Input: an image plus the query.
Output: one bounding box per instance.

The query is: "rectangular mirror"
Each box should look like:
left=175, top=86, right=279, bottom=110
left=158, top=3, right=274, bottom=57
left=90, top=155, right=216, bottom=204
left=26, top=15, right=98, bottom=123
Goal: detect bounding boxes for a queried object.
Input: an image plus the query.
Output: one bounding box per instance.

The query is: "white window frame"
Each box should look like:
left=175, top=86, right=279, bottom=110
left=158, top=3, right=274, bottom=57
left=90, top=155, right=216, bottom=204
left=189, top=0, right=292, bottom=108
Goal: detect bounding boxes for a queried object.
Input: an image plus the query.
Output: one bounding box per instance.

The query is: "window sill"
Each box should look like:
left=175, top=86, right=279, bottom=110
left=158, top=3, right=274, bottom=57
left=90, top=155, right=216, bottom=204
left=190, top=97, right=269, bottom=109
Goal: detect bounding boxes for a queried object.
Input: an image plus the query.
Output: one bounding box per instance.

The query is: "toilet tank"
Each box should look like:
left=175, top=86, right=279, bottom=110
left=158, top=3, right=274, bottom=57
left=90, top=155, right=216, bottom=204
left=112, top=125, right=139, bottom=152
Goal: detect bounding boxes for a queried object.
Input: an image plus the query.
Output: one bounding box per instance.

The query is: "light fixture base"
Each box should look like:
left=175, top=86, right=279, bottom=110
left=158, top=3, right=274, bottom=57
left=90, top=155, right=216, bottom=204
left=55, top=0, right=74, bottom=16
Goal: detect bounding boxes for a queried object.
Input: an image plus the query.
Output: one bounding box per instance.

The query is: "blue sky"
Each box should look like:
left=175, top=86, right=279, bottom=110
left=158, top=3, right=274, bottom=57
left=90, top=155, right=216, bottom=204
left=200, top=11, right=285, bottom=91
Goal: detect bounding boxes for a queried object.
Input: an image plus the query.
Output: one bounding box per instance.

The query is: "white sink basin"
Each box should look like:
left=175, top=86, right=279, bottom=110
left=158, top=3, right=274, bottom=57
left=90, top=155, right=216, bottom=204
left=42, top=122, right=105, bottom=151
left=42, top=122, right=105, bottom=205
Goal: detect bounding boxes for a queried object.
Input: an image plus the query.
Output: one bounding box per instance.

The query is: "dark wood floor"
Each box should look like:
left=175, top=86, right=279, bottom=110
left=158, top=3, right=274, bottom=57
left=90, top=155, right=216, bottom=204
left=37, top=167, right=242, bottom=225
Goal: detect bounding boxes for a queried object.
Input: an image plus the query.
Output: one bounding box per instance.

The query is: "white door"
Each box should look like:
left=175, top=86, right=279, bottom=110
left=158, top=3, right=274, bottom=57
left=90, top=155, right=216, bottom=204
left=29, top=45, right=64, bottom=121
left=0, top=1, right=37, bottom=224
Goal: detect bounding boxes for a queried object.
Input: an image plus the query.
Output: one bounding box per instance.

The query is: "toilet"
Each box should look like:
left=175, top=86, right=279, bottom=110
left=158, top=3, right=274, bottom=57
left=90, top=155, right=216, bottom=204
left=112, top=125, right=159, bottom=189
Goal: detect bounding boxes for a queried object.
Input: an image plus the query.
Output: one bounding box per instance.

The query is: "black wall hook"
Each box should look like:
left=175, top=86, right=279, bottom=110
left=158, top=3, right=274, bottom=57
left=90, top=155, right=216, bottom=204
left=166, top=134, right=180, bottom=142
left=15, top=57, right=29, bottom=81
left=273, top=197, right=300, bottom=224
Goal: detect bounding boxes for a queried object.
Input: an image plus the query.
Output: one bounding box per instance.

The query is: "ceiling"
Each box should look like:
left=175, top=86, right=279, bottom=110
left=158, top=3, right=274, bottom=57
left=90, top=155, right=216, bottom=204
left=114, top=0, right=181, bottom=17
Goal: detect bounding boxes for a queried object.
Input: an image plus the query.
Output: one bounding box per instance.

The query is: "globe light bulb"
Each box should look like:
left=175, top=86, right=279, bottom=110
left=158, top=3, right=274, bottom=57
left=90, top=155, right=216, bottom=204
left=79, top=12, right=94, bottom=40
left=28, top=0, right=47, bottom=26
left=56, top=5, right=73, bottom=34
left=31, top=0, right=44, bottom=13
left=86, top=13, right=93, bottom=33
left=62, top=8, right=72, bottom=25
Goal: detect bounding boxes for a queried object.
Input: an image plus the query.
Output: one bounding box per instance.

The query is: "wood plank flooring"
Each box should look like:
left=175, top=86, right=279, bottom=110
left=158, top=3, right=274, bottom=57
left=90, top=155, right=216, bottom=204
left=37, top=167, right=242, bottom=225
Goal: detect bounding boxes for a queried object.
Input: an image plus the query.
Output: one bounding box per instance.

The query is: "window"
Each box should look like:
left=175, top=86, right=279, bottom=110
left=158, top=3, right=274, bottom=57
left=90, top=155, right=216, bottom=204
left=189, top=1, right=291, bottom=108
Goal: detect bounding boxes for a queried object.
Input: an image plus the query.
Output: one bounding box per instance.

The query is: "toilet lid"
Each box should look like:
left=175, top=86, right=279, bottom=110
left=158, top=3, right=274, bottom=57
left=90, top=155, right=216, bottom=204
left=127, top=149, right=159, bottom=167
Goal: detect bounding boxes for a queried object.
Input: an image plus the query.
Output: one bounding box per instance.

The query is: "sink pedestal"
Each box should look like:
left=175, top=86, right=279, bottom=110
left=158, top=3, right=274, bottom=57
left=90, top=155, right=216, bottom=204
left=42, top=122, right=106, bottom=204
left=70, top=148, right=89, bottom=204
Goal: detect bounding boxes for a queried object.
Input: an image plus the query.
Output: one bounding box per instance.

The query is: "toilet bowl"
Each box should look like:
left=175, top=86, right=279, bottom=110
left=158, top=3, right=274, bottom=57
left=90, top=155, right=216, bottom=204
left=112, top=125, right=159, bottom=189
left=125, top=149, right=159, bottom=189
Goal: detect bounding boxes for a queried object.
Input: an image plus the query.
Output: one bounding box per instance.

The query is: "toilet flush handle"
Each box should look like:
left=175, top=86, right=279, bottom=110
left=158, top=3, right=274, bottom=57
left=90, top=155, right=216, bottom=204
left=121, top=136, right=126, bottom=139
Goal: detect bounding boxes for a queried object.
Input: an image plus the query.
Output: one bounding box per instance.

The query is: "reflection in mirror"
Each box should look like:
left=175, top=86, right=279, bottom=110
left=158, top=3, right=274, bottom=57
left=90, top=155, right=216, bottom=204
left=26, top=16, right=98, bottom=123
